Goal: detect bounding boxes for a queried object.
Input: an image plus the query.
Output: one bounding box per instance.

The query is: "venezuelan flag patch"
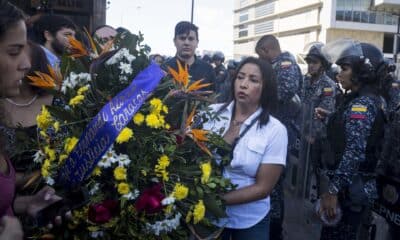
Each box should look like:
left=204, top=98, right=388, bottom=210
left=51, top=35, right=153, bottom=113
left=350, top=104, right=367, bottom=119
left=323, top=87, right=333, bottom=96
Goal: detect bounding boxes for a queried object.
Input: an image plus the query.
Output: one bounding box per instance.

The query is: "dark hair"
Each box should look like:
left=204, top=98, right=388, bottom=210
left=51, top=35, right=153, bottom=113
left=174, top=21, right=199, bottom=40
left=24, top=41, right=51, bottom=94
left=255, top=34, right=280, bottom=52
left=32, top=14, right=76, bottom=45
left=231, top=57, right=278, bottom=127
left=0, top=0, right=25, bottom=41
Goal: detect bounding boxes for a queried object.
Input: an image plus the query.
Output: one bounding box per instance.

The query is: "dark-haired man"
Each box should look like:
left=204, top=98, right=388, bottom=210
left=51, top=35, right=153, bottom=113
left=163, top=21, right=215, bottom=91
left=32, top=15, right=76, bottom=68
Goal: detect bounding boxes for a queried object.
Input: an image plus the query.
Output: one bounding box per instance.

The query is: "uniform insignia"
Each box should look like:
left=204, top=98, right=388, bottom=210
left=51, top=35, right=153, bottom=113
left=280, top=61, right=292, bottom=69
left=392, top=82, right=399, bottom=88
left=323, top=87, right=333, bottom=96
left=350, top=104, right=367, bottom=119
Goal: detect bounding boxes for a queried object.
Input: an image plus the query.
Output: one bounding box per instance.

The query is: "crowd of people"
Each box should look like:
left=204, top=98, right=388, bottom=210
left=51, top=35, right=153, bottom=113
left=1, top=0, right=400, bottom=239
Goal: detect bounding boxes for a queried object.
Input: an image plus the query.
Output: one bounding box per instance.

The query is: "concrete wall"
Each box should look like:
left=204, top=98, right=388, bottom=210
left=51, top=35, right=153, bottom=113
left=326, top=28, right=384, bottom=48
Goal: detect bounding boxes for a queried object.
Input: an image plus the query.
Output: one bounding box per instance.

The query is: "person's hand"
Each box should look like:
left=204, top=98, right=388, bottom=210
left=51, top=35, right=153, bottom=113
left=319, top=193, right=338, bottom=219
left=26, top=186, right=62, bottom=217
left=315, top=107, right=331, bottom=120
left=0, top=216, right=23, bottom=240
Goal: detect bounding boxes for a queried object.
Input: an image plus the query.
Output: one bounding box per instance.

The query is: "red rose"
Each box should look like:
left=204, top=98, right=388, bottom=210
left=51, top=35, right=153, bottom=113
left=175, top=134, right=184, bottom=145
left=88, top=200, right=118, bottom=224
left=135, top=184, right=164, bottom=214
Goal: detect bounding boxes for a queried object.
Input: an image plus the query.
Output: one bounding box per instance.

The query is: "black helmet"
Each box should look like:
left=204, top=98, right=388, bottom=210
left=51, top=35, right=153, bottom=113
left=323, top=39, right=379, bottom=84
left=227, top=59, right=238, bottom=70
left=202, top=54, right=212, bottom=64
left=304, top=42, right=330, bottom=69
left=212, top=51, right=225, bottom=62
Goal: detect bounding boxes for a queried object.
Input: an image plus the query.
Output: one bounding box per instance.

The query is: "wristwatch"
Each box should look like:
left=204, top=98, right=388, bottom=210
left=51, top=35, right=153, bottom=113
left=328, top=184, right=339, bottom=195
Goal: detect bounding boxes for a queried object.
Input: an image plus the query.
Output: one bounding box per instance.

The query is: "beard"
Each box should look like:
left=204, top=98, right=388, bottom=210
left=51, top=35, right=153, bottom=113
left=51, top=39, right=66, bottom=56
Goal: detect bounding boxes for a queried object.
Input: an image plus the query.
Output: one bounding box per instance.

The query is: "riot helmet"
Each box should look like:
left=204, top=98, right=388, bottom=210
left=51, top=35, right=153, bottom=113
left=212, top=51, right=225, bottom=62
left=202, top=54, right=212, bottom=64
left=227, top=59, right=238, bottom=70
left=322, top=39, right=378, bottom=84
left=304, top=42, right=330, bottom=69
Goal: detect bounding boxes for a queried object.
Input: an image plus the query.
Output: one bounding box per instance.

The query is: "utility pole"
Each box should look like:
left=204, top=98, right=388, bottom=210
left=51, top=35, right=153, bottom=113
left=191, top=0, right=194, bottom=23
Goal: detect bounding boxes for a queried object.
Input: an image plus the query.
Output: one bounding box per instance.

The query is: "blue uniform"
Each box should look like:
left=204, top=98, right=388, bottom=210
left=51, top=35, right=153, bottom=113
left=301, top=73, right=336, bottom=139
left=321, top=93, right=385, bottom=240
left=388, top=80, right=400, bottom=113
left=270, top=52, right=302, bottom=240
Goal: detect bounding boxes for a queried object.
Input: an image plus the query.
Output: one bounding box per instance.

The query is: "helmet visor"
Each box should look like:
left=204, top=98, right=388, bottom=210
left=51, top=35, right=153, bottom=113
left=322, top=38, right=363, bottom=65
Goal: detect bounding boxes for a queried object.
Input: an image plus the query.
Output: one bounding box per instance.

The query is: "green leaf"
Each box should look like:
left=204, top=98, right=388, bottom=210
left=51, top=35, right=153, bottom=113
left=203, top=194, right=227, bottom=218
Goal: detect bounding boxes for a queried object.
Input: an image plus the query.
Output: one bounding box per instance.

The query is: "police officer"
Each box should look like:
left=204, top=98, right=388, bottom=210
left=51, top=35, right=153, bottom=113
left=315, top=40, right=385, bottom=240
left=300, top=42, right=337, bottom=203
left=256, top=34, right=303, bottom=240
left=212, top=51, right=229, bottom=103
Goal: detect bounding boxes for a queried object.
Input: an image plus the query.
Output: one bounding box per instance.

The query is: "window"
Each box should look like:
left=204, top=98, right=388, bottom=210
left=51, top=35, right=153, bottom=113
left=239, top=0, right=249, bottom=8
left=255, top=21, right=273, bottom=35
left=255, top=1, right=275, bottom=18
left=239, top=30, right=248, bottom=38
left=239, top=10, right=249, bottom=23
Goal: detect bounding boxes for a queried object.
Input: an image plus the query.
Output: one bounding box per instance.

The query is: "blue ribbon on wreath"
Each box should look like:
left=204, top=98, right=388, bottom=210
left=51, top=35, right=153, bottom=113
left=58, top=63, right=163, bottom=186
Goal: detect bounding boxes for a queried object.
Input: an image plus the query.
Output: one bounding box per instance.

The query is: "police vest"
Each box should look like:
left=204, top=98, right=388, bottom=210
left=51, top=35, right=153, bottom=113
left=325, top=90, right=385, bottom=173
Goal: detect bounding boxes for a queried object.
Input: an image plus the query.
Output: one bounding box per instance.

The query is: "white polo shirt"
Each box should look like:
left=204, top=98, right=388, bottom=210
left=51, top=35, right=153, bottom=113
left=203, top=102, right=288, bottom=229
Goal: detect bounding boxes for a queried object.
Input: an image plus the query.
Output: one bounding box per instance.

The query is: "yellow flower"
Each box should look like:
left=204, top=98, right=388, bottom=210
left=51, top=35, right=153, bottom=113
left=77, top=85, right=89, bottom=95
left=185, top=210, right=192, bottom=223
left=64, top=137, right=79, bottom=153
left=155, top=155, right=170, bottom=181
left=173, top=183, right=189, bottom=200
left=193, top=200, right=205, bottom=224
left=36, top=106, right=52, bottom=130
left=117, top=182, right=130, bottom=195
left=114, top=166, right=127, bottom=180
left=92, top=167, right=102, bottom=176
left=59, top=154, right=68, bottom=163
left=133, top=113, right=145, bottom=125
left=164, top=205, right=173, bottom=214
left=145, top=113, right=162, bottom=129
left=200, top=162, right=212, bottom=184
left=41, top=159, right=51, bottom=177
left=116, top=127, right=133, bottom=144
left=44, top=146, right=56, bottom=162
left=165, top=123, right=170, bottom=130
left=149, top=98, right=163, bottom=113
left=53, top=121, right=60, bottom=133
left=69, top=94, right=85, bottom=107
left=141, top=170, right=147, bottom=176
left=162, top=105, right=168, bottom=114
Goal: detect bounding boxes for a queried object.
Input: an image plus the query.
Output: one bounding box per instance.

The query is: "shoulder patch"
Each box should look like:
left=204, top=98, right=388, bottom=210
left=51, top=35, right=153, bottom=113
left=350, top=104, right=367, bottom=119
left=280, top=61, right=292, bottom=69
left=323, top=87, right=333, bottom=96
left=392, top=82, right=399, bottom=88
left=351, top=104, right=367, bottom=112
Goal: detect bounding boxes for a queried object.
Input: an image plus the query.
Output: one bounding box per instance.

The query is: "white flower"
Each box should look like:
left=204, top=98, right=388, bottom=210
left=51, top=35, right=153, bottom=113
left=33, top=150, right=45, bottom=163
left=90, top=231, right=104, bottom=238
left=89, top=183, right=100, bottom=195
left=122, top=189, right=139, bottom=200
left=45, top=177, right=55, bottom=186
left=98, top=146, right=117, bottom=168
left=61, top=72, right=91, bottom=93
left=146, top=213, right=181, bottom=236
left=161, top=196, right=175, bottom=206
left=119, top=62, right=133, bottom=75
left=116, top=153, right=131, bottom=166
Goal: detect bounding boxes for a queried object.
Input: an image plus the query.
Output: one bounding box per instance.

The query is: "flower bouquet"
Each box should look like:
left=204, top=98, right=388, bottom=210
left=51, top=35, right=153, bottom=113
left=30, top=29, right=233, bottom=239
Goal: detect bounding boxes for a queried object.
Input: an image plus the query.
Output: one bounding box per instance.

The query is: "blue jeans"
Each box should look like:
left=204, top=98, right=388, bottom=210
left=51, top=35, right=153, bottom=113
left=221, top=213, right=270, bottom=240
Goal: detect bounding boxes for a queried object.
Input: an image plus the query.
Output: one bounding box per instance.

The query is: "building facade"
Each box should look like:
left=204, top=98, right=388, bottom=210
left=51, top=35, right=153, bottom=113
left=233, top=0, right=400, bottom=59
left=11, top=0, right=107, bottom=32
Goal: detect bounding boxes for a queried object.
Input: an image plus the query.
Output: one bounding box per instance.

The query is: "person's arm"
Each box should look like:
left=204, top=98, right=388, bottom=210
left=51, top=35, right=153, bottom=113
left=313, top=82, right=336, bottom=137
left=223, top=164, right=283, bottom=205
left=13, top=186, right=61, bottom=216
left=0, top=216, right=23, bottom=240
left=276, top=62, right=300, bottom=102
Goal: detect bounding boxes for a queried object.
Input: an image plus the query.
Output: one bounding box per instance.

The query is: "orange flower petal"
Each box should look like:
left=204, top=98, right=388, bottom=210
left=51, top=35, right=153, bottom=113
left=196, top=141, right=212, bottom=156
left=26, top=71, right=56, bottom=89
left=68, top=36, right=88, bottom=57
left=186, top=79, right=212, bottom=92
left=84, top=27, right=98, bottom=56
left=191, top=129, right=209, bottom=142
left=185, top=107, right=196, bottom=128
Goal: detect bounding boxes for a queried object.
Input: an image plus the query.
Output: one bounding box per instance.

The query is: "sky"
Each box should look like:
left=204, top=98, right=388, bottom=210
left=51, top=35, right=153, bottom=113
left=106, top=0, right=234, bottom=58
